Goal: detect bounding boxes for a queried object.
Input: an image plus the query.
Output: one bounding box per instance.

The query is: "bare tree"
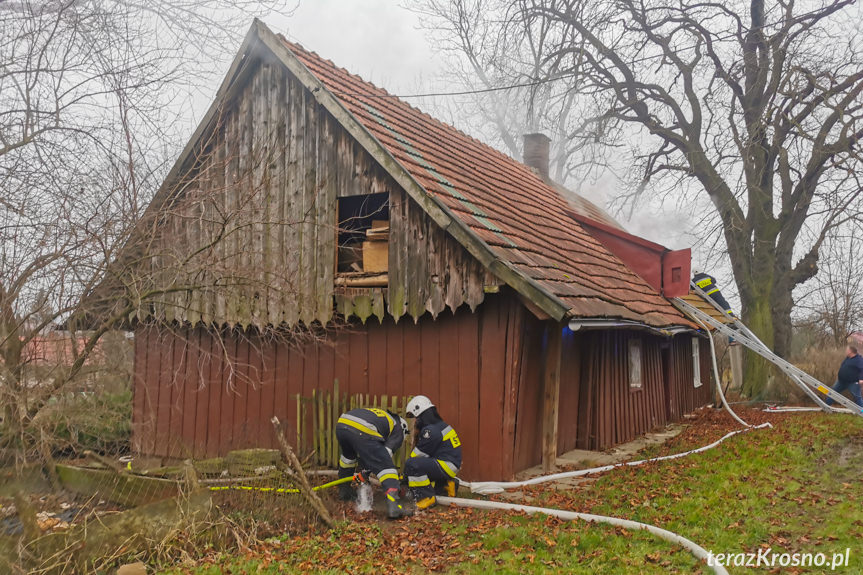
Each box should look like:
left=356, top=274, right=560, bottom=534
left=0, top=1, right=301, bottom=458
left=422, top=0, right=863, bottom=395
left=795, top=231, right=863, bottom=347
left=409, top=0, right=616, bottom=185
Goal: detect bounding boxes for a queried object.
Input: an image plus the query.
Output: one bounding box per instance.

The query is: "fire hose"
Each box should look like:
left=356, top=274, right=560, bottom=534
left=436, top=497, right=729, bottom=575
left=461, top=422, right=772, bottom=495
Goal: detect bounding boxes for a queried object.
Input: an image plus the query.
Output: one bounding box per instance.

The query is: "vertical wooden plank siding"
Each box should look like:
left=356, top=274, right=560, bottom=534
left=138, top=60, right=491, bottom=329
left=557, top=327, right=581, bottom=454
left=477, top=295, right=509, bottom=480
left=564, top=330, right=712, bottom=452
left=131, top=297, right=711, bottom=477
left=260, top=339, right=278, bottom=449
left=457, top=307, right=480, bottom=478
left=512, top=312, right=545, bottom=473
left=233, top=337, right=251, bottom=448
left=245, top=338, right=264, bottom=447
left=133, top=293, right=523, bottom=479
left=153, top=330, right=175, bottom=457
left=667, top=335, right=713, bottom=416
left=273, top=337, right=291, bottom=447
left=181, top=331, right=199, bottom=457
left=541, top=323, right=562, bottom=472
left=206, top=335, right=224, bottom=458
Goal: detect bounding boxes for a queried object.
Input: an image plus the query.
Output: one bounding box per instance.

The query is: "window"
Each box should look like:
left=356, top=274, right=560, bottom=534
left=336, top=193, right=389, bottom=286
left=628, top=339, right=643, bottom=390
left=692, top=336, right=703, bottom=388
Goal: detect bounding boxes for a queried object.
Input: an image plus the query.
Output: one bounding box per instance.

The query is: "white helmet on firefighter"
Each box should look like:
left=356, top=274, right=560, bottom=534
left=399, top=416, right=409, bottom=436
left=406, top=395, right=434, bottom=418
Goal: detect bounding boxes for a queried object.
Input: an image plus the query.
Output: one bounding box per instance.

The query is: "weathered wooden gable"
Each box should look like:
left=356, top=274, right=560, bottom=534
left=136, top=52, right=495, bottom=328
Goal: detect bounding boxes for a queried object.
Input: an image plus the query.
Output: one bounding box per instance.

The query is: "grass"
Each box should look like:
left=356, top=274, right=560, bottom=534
left=166, top=409, right=863, bottom=574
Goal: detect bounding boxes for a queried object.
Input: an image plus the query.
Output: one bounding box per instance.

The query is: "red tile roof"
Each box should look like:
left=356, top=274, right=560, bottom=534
left=283, top=38, right=690, bottom=328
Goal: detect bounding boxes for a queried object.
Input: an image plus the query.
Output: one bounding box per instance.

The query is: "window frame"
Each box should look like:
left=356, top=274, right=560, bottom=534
left=692, top=336, right=703, bottom=388
left=628, top=338, right=644, bottom=392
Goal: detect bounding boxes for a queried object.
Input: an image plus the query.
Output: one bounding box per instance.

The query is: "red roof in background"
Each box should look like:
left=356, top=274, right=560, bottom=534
left=18, top=334, right=103, bottom=367
left=282, top=38, right=690, bottom=328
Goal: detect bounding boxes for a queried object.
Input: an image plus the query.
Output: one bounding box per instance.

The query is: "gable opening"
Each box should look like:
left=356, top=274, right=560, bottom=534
left=336, top=192, right=389, bottom=287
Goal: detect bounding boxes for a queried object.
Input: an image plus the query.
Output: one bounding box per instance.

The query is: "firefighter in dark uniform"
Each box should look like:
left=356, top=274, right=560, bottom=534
left=693, top=271, right=735, bottom=316
left=403, top=395, right=462, bottom=510
left=336, top=407, right=408, bottom=519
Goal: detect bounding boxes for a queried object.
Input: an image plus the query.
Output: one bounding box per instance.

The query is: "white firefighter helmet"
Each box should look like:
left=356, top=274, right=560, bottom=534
left=399, top=416, right=409, bottom=436
left=406, top=395, right=434, bottom=418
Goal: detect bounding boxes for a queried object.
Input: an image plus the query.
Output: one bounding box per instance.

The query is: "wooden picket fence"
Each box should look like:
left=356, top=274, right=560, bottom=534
left=295, top=379, right=411, bottom=469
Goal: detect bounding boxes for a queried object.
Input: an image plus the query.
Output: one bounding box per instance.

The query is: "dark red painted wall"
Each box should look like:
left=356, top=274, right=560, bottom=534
left=556, top=330, right=712, bottom=453
left=571, top=213, right=692, bottom=297
left=133, top=293, right=526, bottom=480
left=508, top=324, right=712, bottom=469
left=588, top=228, right=664, bottom=292
left=133, top=295, right=713, bottom=479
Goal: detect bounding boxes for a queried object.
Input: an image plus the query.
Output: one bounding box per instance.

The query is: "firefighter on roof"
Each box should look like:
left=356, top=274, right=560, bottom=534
left=693, top=271, right=735, bottom=316
left=336, top=407, right=408, bottom=519
left=404, top=395, right=462, bottom=510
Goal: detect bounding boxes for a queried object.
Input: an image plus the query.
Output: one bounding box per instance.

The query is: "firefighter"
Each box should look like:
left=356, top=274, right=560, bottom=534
left=336, top=407, right=408, bottom=519
left=403, top=395, right=462, bottom=510
left=693, top=271, right=735, bottom=316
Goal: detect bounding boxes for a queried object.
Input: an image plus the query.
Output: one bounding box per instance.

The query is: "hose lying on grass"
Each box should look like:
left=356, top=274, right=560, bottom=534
left=462, top=422, right=772, bottom=495
left=764, top=406, right=852, bottom=413
left=437, top=496, right=729, bottom=575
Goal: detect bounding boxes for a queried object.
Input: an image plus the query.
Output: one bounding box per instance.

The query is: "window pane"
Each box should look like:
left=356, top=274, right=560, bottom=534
left=693, top=337, right=702, bottom=388
left=629, top=339, right=643, bottom=389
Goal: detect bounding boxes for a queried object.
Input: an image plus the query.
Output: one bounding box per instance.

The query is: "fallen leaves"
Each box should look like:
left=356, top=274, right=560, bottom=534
left=169, top=408, right=863, bottom=575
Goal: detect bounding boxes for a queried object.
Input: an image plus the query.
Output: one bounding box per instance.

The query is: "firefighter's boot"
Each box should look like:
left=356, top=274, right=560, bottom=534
left=385, top=488, right=405, bottom=519
left=444, top=479, right=459, bottom=497
left=338, top=482, right=355, bottom=501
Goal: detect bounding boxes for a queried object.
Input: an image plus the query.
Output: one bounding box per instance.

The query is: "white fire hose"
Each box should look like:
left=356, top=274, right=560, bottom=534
left=690, top=314, right=751, bottom=427
left=461, top=422, right=772, bottom=495
left=450, top=421, right=771, bottom=574
left=436, top=496, right=729, bottom=575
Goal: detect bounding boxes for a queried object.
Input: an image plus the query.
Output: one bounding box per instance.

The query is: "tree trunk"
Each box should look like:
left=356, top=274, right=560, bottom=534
left=739, top=264, right=796, bottom=398
left=770, top=281, right=795, bottom=359
left=741, top=289, right=775, bottom=399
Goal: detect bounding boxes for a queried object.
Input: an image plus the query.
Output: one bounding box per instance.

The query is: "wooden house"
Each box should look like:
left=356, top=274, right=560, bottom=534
left=120, top=21, right=712, bottom=480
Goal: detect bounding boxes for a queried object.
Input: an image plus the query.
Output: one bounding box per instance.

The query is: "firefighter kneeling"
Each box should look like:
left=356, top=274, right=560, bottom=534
left=404, top=395, right=462, bottom=510
left=336, top=407, right=408, bottom=519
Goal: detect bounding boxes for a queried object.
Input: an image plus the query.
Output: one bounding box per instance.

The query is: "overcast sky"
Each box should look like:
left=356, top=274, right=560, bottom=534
left=267, top=1, right=440, bottom=97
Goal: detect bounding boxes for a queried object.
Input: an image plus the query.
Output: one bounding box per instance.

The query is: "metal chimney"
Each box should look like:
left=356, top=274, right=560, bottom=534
left=523, top=133, right=551, bottom=181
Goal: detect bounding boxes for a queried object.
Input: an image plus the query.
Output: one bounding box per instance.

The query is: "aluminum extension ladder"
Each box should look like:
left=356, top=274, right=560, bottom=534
left=672, top=284, right=863, bottom=417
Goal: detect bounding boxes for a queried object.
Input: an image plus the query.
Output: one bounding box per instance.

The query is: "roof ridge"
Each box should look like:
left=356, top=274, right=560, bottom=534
left=280, top=36, right=557, bottom=192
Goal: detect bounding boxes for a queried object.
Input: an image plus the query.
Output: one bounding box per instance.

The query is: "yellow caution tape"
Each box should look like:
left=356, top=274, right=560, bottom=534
left=208, top=476, right=353, bottom=494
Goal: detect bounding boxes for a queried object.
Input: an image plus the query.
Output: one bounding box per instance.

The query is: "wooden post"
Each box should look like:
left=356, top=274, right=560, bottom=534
left=272, top=417, right=334, bottom=528
left=332, top=379, right=340, bottom=467
left=542, top=321, right=562, bottom=473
